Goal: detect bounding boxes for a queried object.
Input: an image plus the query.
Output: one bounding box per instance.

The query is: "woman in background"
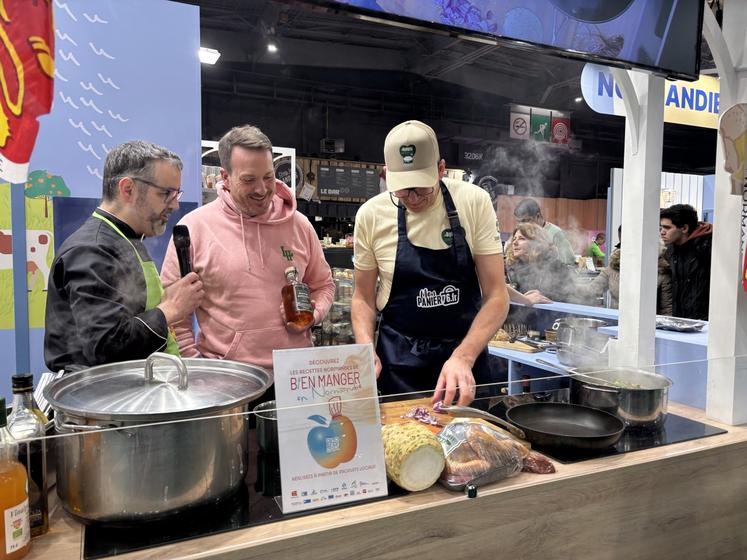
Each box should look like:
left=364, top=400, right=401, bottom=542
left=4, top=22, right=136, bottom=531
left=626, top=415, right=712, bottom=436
left=505, top=222, right=585, bottom=304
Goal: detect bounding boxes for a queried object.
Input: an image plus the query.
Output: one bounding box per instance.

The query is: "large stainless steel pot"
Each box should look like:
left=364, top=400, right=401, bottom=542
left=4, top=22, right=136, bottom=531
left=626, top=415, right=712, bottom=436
left=44, top=353, right=273, bottom=524
left=569, top=367, right=672, bottom=429
left=554, top=318, right=611, bottom=368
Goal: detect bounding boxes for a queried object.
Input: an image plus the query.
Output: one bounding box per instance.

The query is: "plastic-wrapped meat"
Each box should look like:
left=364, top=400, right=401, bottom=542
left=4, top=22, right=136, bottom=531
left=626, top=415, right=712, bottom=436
left=402, top=406, right=444, bottom=427
left=522, top=450, right=556, bottom=474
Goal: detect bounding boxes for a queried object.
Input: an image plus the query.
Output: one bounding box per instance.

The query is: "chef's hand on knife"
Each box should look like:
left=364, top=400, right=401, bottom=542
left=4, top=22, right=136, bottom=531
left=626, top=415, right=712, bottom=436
left=158, top=272, right=204, bottom=324
left=432, top=355, right=476, bottom=407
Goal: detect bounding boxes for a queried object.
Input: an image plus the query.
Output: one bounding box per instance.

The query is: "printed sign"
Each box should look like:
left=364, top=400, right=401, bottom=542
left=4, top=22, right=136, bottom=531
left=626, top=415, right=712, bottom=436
left=273, top=344, right=388, bottom=513
left=531, top=111, right=551, bottom=142
left=719, top=104, right=747, bottom=196
left=273, top=156, right=302, bottom=192
left=551, top=116, right=570, bottom=144
left=509, top=111, right=530, bottom=140
left=581, top=63, right=720, bottom=130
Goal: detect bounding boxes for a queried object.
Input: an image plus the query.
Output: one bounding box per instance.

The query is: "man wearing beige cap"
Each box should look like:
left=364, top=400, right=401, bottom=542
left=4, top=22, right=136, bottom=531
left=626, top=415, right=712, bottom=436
left=352, top=120, right=510, bottom=406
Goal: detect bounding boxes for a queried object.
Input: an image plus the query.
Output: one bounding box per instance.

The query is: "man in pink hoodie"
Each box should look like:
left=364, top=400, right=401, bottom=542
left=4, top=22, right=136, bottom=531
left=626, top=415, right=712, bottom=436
left=161, top=125, right=334, bottom=371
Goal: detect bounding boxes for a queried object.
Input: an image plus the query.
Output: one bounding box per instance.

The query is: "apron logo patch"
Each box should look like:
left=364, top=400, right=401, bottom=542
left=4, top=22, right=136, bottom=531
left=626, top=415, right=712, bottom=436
left=399, top=144, right=416, bottom=165
left=416, top=285, right=460, bottom=308
left=281, top=245, right=294, bottom=261
left=441, top=229, right=453, bottom=246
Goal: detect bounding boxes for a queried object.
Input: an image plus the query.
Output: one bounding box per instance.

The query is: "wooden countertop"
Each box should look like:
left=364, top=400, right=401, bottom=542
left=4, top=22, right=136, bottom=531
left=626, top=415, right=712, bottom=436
left=26, top=401, right=747, bottom=560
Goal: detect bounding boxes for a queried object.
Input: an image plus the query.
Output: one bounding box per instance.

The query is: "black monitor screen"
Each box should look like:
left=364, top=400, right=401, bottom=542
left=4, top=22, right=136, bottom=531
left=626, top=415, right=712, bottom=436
left=325, top=0, right=704, bottom=80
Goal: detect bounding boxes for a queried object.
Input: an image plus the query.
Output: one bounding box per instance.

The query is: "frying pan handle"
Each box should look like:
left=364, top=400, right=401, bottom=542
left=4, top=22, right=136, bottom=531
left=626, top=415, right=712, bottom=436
left=443, top=405, right=526, bottom=440
left=145, top=352, right=189, bottom=390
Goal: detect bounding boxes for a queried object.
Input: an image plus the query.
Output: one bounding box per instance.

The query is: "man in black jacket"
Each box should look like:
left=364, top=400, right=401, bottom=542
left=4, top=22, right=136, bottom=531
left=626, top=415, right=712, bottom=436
left=44, top=141, right=204, bottom=372
left=660, top=204, right=712, bottom=320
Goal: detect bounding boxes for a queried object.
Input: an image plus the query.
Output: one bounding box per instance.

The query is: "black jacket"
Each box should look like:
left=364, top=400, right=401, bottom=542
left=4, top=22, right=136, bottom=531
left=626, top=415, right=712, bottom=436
left=44, top=210, right=169, bottom=372
left=665, top=222, right=712, bottom=320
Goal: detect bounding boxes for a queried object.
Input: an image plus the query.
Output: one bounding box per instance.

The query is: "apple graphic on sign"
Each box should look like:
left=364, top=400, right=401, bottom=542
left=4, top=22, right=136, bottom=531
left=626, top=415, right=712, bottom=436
left=307, top=396, right=358, bottom=469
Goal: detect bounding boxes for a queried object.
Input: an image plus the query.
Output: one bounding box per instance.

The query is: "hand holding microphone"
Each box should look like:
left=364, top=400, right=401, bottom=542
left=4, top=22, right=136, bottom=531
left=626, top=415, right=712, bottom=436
left=173, top=225, right=192, bottom=277
left=159, top=225, right=203, bottom=324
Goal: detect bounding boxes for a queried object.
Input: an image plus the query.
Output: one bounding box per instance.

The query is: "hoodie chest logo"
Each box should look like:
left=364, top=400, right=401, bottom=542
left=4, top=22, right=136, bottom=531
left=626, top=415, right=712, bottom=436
left=281, top=245, right=295, bottom=261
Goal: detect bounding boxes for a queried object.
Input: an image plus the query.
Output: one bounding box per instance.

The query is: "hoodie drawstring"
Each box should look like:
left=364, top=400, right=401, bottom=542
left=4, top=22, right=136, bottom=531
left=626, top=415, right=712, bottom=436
left=256, top=222, right=265, bottom=268
left=240, top=214, right=251, bottom=272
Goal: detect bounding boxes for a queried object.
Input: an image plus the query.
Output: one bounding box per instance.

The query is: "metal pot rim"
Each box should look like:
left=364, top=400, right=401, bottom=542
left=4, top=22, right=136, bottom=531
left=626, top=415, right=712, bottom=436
left=569, top=367, right=673, bottom=391
left=44, top=354, right=274, bottom=422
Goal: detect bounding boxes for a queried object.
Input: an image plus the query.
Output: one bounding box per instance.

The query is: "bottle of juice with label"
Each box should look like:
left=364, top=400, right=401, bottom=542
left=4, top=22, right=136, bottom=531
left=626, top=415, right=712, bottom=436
left=282, top=266, right=314, bottom=329
left=8, top=374, right=48, bottom=537
left=0, top=397, right=31, bottom=560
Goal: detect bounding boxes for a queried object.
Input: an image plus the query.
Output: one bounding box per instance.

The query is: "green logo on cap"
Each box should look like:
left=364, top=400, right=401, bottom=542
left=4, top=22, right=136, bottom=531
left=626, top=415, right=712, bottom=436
left=400, top=144, right=416, bottom=165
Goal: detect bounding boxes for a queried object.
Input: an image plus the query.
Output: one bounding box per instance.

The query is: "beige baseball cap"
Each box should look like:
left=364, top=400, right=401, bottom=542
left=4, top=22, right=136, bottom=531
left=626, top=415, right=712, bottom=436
left=383, top=120, right=440, bottom=191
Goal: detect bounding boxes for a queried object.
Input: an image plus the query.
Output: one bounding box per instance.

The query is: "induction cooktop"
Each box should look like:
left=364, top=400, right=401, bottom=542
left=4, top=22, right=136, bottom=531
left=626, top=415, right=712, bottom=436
left=486, top=390, right=727, bottom=464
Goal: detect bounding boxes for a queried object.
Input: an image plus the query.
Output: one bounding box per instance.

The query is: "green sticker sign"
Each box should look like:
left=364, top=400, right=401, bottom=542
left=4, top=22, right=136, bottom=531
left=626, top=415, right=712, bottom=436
left=530, top=113, right=551, bottom=142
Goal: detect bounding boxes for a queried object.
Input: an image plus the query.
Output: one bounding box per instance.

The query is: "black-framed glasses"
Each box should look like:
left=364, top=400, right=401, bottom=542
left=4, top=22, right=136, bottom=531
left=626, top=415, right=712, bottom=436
left=132, top=177, right=183, bottom=202
left=391, top=187, right=435, bottom=199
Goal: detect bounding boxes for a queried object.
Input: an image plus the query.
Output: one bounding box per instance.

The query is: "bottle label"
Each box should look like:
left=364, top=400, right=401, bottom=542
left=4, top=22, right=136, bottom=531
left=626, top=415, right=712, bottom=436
left=4, top=498, right=30, bottom=554
left=293, top=284, right=313, bottom=313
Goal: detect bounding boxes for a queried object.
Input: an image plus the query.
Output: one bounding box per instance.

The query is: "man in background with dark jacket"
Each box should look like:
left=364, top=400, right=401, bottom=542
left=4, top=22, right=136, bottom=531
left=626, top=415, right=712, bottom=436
left=660, top=204, right=712, bottom=320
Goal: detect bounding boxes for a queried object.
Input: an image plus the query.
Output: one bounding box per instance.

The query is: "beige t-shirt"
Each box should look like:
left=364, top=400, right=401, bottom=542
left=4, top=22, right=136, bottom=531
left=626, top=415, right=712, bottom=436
left=354, top=178, right=503, bottom=310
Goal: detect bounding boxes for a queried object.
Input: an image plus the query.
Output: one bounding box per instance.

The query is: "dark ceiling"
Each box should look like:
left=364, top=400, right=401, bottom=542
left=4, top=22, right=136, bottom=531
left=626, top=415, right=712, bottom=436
left=179, top=0, right=719, bottom=179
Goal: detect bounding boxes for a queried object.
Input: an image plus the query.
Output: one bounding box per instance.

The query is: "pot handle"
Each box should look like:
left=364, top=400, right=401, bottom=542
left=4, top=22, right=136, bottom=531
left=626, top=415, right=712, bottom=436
left=145, top=352, right=189, bottom=390
left=54, top=414, right=105, bottom=432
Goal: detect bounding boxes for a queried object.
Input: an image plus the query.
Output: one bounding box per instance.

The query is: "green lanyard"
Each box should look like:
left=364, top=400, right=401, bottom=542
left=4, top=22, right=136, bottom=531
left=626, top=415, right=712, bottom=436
left=92, top=211, right=180, bottom=355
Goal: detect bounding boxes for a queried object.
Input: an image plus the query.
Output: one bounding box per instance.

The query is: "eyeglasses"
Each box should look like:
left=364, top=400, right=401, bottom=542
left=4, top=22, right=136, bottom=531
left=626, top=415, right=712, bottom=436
left=391, top=187, right=435, bottom=200
left=132, top=177, right=183, bottom=203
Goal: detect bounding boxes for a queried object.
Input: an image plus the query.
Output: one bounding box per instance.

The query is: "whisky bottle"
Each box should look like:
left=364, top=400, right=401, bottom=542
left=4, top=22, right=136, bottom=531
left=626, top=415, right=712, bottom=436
left=282, top=266, right=314, bottom=329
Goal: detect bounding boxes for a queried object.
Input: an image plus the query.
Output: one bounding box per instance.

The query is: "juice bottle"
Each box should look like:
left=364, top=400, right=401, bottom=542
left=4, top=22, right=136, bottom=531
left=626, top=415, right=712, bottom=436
left=0, top=397, right=31, bottom=560
left=8, top=374, right=48, bottom=537
left=282, top=266, right=314, bottom=329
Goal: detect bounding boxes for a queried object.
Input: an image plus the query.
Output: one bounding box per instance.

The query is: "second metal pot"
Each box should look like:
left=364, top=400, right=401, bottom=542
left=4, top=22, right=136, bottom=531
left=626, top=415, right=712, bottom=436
left=554, top=318, right=612, bottom=369
left=253, top=400, right=279, bottom=454
left=569, top=367, right=672, bottom=429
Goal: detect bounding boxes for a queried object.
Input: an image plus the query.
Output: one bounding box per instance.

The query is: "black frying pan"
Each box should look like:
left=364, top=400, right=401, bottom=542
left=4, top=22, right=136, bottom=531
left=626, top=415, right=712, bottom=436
left=506, top=402, right=624, bottom=450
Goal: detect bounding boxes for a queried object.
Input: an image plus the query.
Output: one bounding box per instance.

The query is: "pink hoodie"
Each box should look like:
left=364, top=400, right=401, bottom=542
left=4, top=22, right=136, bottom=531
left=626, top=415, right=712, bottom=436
left=161, top=180, right=334, bottom=371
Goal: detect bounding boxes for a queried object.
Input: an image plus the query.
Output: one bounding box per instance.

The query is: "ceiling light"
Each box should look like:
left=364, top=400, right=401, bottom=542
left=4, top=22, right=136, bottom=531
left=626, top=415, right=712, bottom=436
left=267, top=42, right=278, bottom=54
left=574, top=96, right=583, bottom=103
left=199, top=47, right=220, bottom=65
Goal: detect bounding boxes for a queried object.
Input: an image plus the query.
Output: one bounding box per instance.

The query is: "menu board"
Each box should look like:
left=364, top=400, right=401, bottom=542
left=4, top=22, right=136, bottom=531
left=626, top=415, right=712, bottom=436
left=318, top=164, right=379, bottom=199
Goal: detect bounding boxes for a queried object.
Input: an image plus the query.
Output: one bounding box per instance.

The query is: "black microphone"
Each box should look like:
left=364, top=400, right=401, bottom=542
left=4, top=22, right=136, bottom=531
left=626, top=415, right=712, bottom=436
left=172, top=225, right=192, bottom=277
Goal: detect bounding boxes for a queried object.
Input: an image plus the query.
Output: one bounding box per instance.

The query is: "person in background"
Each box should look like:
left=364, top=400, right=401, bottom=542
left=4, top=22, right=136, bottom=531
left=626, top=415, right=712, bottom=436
left=352, top=120, right=510, bottom=407
left=161, top=125, right=335, bottom=371
left=45, top=141, right=204, bottom=373
left=504, top=222, right=585, bottom=304
left=586, top=232, right=606, bottom=268
left=513, top=198, right=576, bottom=266
left=660, top=204, right=712, bottom=320
left=581, top=225, right=672, bottom=315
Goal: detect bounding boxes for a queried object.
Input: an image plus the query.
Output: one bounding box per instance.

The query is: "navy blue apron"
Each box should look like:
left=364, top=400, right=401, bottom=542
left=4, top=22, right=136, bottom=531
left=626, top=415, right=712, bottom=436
left=376, top=181, right=489, bottom=396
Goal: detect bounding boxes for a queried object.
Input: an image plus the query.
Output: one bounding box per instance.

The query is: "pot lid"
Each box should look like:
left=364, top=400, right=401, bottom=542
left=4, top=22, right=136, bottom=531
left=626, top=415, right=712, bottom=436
left=43, top=353, right=274, bottom=422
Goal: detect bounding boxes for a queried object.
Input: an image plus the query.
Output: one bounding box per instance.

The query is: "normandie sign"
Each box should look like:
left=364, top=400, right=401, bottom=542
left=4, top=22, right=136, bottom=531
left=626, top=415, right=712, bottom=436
left=581, top=63, right=720, bottom=130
